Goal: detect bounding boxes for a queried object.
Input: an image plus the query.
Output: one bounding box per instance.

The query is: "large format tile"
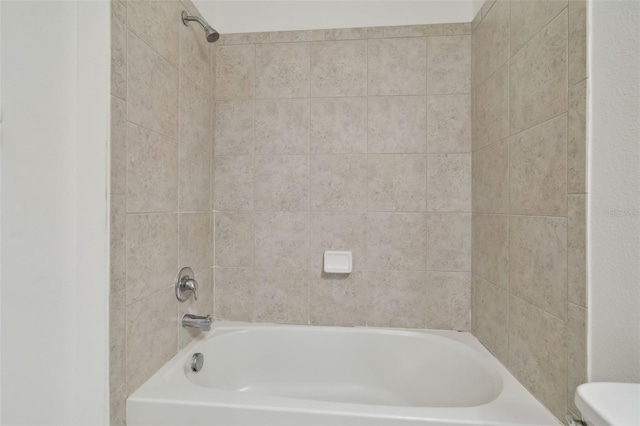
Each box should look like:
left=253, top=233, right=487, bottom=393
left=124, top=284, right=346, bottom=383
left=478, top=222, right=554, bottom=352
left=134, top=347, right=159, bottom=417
left=427, top=213, right=471, bottom=271
left=427, top=36, right=471, bottom=95
left=427, top=94, right=471, bottom=153
left=127, top=32, right=179, bottom=139
left=368, top=154, right=427, bottom=212
left=254, top=156, right=309, bottom=211
left=255, top=99, right=310, bottom=155
left=110, top=195, right=126, bottom=294
left=254, top=212, right=309, bottom=269
left=472, top=140, right=509, bottom=214
left=310, top=40, right=367, bottom=97
left=509, top=114, right=567, bottom=216
left=510, top=0, right=568, bottom=55
left=111, top=0, right=126, bottom=99
left=568, top=79, right=587, bottom=194
left=127, top=0, right=180, bottom=66
left=309, top=212, right=367, bottom=271
left=568, top=195, right=587, bottom=307
left=427, top=154, right=471, bottom=212
left=567, top=302, right=587, bottom=415
left=310, top=155, right=367, bottom=212
left=214, top=212, right=254, bottom=267
left=214, top=267, right=253, bottom=321
left=366, top=270, right=427, bottom=328
left=253, top=268, right=309, bottom=324
left=510, top=216, right=567, bottom=320
left=366, top=213, right=427, bottom=271
left=473, top=0, right=510, bottom=86
left=368, top=96, right=427, bottom=153
left=474, top=276, right=508, bottom=364
left=213, top=156, right=253, bottom=211
left=270, top=29, right=325, bottom=43
left=368, top=38, right=427, bottom=96
left=178, top=212, right=211, bottom=274
left=214, top=100, right=254, bottom=156
left=473, top=214, right=509, bottom=289
left=179, top=2, right=211, bottom=90
left=215, top=44, right=255, bottom=100
left=473, top=64, right=508, bottom=150
left=111, top=96, right=126, bottom=195
left=126, top=288, right=177, bottom=393
left=310, top=97, right=367, bottom=154
left=310, top=270, right=368, bottom=326
left=510, top=10, right=568, bottom=134
left=256, top=43, right=310, bottom=98
left=568, top=0, right=588, bottom=86
left=509, top=296, right=567, bottom=421
left=126, top=213, right=179, bottom=305
left=126, top=123, right=178, bottom=213
left=426, top=272, right=471, bottom=330
left=219, top=32, right=269, bottom=45
left=110, top=290, right=126, bottom=392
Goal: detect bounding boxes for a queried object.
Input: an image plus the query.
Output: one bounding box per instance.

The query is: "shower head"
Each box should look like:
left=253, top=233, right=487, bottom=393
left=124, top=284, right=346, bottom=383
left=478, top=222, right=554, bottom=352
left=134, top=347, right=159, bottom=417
left=181, top=11, right=219, bottom=43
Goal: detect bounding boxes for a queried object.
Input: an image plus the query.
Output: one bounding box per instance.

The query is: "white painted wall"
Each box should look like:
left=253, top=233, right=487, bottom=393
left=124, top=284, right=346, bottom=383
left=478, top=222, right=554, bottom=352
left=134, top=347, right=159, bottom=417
left=588, top=0, right=640, bottom=382
left=194, top=0, right=483, bottom=34
left=0, top=1, right=110, bottom=424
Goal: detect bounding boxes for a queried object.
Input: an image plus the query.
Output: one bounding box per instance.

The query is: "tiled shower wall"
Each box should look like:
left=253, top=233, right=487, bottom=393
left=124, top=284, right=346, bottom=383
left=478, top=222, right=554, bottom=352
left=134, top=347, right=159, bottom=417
left=212, top=24, right=473, bottom=329
left=109, top=0, right=214, bottom=423
left=471, top=0, right=588, bottom=421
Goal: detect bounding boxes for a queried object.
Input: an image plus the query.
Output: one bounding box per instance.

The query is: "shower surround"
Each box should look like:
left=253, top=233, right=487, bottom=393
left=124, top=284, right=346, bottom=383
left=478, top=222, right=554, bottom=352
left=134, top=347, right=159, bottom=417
left=110, top=0, right=587, bottom=425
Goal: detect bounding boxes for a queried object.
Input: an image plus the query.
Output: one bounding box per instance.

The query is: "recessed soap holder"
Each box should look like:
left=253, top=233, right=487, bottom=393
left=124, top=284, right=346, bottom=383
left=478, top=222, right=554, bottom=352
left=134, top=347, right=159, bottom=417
left=323, top=251, right=352, bottom=274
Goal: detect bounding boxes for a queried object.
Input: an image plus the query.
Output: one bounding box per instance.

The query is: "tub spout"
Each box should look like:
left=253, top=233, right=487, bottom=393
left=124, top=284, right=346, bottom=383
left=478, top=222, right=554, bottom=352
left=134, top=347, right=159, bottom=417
left=181, top=314, right=211, bottom=331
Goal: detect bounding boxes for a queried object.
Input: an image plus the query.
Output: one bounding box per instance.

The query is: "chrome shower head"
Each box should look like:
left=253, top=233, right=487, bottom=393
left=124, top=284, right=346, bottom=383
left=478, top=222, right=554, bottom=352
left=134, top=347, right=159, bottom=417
left=181, top=11, right=219, bottom=43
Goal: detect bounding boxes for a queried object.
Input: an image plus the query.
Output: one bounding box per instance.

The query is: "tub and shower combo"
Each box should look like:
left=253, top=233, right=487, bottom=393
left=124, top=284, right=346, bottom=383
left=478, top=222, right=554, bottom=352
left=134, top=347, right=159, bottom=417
left=128, top=323, right=559, bottom=425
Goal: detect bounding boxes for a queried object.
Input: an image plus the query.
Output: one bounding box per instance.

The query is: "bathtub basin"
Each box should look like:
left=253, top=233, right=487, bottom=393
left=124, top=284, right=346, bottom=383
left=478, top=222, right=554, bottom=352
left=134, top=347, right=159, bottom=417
left=127, top=322, right=559, bottom=425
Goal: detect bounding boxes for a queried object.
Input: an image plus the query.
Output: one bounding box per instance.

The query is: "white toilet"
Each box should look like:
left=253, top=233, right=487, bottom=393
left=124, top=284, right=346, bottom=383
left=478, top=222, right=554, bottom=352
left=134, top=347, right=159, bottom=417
left=575, top=383, right=640, bottom=426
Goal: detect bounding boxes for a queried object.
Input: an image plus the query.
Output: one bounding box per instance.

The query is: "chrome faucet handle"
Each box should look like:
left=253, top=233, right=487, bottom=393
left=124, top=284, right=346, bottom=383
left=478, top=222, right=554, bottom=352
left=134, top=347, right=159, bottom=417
left=175, top=267, right=199, bottom=302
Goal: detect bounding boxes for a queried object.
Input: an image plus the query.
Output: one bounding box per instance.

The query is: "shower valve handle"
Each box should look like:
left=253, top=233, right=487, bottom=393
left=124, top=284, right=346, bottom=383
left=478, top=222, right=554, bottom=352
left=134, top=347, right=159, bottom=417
left=175, top=267, right=198, bottom=302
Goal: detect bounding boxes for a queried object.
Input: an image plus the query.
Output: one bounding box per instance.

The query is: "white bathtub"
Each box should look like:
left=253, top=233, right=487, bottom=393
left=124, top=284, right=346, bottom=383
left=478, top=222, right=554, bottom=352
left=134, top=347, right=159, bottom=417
left=127, top=322, right=559, bottom=425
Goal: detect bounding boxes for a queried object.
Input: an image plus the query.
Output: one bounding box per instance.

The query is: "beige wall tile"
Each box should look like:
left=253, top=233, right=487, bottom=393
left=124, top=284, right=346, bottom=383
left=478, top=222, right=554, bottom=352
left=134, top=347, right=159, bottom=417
left=481, top=0, right=497, bottom=18
left=426, top=271, right=471, bottom=330
left=213, top=156, right=253, bottom=210
left=111, top=0, right=126, bottom=99
left=214, top=100, right=254, bottom=156
left=368, top=154, right=427, bottom=212
left=384, top=25, right=426, bottom=38
left=215, top=44, right=255, bottom=100
left=126, top=288, right=178, bottom=393
left=310, top=270, right=368, bottom=326
left=510, top=215, right=567, bottom=320
left=474, top=276, right=509, bottom=364
left=110, top=385, right=126, bottom=426
left=178, top=268, right=213, bottom=348
left=126, top=213, right=179, bottom=305
left=219, top=32, right=269, bottom=45
left=568, top=0, right=588, bottom=85
left=127, top=32, right=179, bottom=139
left=509, top=296, right=567, bottom=420
left=308, top=212, right=367, bottom=271
left=253, top=268, right=309, bottom=324
left=427, top=154, right=472, bottom=212
left=509, top=114, right=567, bottom=216
left=567, top=302, right=587, bottom=415
left=111, top=96, right=126, bottom=195
left=368, top=38, right=427, bottom=95
left=473, top=64, right=508, bottom=150
left=179, top=6, right=211, bottom=89
left=254, top=212, right=309, bottom=269
left=256, top=43, right=310, bottom=98
left=310, top=155, right=367, bottom=212
left=473, top=214, right=509, bottom=289
left=510, top=0, right=568, bottom=56
left=214, top=211, right=254, bottom=268
left=366, top=212, right=427, bottom=270
left=324, top=27, right=369, bottom=41
left=310, top=40, right=367, bottom=97
left=509, top=10, right=568, bottom=134
left=427, top=213, right=471, bottom=271
left=126, top=123, right=179, bottom=213
left=270, top=29, right=325, bottom=43
left=441, top=23, right=472, bottom=36
left=366, top=270, right=427, bottom=328
left=568, top=79, right=587, bottom=194
left=473, top=0, right=509, bottom=85
left=368, top=96, right=427, bottom=153
left=568, top=195, right=587, bottom=307
left=111, top=195, right=126, bottom=294
left=472, top=140, right=509, bottom=214
left=471, top=9, right=482, bottom=33
left=427, top=94, right=471, bottom=153
left=127, top=0, right=180, bottom=66
left=310, top=97, right=367, bottom=154
left=255, top=99, right=310, bottom=154
left=427, top=36, right=471, bottom=95
left=254, top=155, right=309, bottom=211
left=179, top=212, right=211, bottom=274
left=179, top=76, right=211, bottom=211
left=110, top=290, right=126, bottom=392
left=214, top=267, right=254, bottom=321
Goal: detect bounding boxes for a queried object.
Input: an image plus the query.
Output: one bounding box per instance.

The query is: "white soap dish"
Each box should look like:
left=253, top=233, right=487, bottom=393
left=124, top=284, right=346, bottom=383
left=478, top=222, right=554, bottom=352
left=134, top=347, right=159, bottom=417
left=323, top=251, right=352, bottom=274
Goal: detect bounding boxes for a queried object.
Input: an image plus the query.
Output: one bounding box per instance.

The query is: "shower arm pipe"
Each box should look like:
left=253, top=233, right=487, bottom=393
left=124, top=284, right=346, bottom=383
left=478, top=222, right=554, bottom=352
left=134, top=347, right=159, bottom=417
left=181, top=11, right=219, bottom=43
left=181, top=12, right=208, bottom=30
